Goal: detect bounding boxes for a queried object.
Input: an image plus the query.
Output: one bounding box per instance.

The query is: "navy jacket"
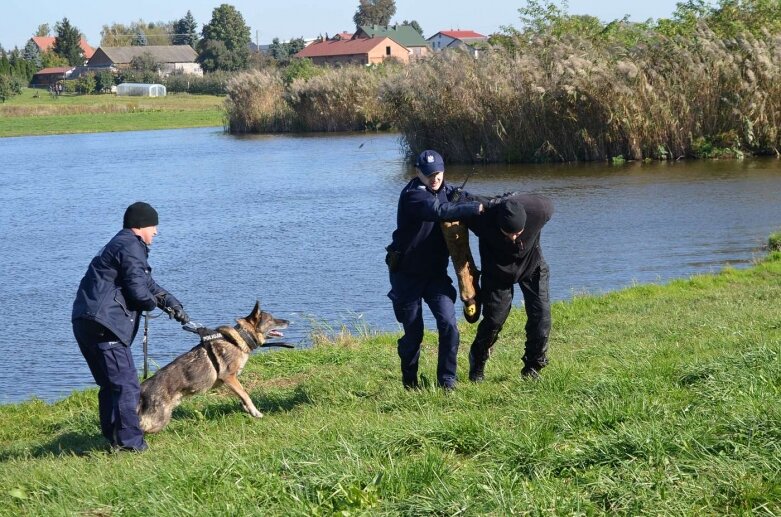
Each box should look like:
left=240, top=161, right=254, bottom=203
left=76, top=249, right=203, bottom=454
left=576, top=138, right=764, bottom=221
left=389, top=178, right=481, bottom=277
left=467, top=193, right=554, bottom=285
left=72, top=229, right=180, bottom=346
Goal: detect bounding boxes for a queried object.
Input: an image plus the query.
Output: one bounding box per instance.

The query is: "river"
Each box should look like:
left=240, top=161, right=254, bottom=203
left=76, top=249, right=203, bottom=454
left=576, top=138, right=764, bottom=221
left=1, top=127, right=779, bottom=403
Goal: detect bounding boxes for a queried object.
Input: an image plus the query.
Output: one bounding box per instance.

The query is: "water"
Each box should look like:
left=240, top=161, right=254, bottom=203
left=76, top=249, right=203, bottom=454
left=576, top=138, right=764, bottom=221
left=1, top=127, right=779, bottom=403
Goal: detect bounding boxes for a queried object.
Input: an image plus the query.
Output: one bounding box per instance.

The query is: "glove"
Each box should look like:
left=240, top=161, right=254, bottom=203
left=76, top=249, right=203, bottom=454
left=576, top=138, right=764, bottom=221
left=170, top=305, right=190, bottom=324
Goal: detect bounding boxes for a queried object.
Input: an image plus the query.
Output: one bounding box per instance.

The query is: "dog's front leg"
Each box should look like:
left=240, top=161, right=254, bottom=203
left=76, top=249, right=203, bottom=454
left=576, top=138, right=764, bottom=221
left=222, top=375, right=263, bottom=418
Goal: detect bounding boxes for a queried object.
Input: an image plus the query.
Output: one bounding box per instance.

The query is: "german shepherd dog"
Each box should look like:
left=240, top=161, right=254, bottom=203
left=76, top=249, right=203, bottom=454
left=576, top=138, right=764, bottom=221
left=138, top=302, right=289, bottom=433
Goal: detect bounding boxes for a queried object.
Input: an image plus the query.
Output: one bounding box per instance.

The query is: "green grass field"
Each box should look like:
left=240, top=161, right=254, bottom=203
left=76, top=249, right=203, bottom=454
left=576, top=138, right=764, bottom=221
left=0, top=88, right=225, bottom=137
left=1, top=252, right=779, bottom=515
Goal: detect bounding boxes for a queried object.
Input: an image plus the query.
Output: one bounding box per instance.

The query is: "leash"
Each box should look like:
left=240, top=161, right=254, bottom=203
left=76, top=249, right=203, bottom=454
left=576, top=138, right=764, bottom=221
left=142, top=310, right=167, bottom=380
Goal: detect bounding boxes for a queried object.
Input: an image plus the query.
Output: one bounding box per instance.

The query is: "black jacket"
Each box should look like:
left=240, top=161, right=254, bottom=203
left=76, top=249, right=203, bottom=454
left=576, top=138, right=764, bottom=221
left=72, top=229, right=181, bottom=345
left=389, top=178, right=481, bottom=276
left=467, top=193, right=554, bottom=285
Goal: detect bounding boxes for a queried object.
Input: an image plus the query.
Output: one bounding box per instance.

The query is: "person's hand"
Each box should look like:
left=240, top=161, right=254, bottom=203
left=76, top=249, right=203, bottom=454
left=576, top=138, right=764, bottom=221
left=170, top=306, right=190, bottom=324
left=478, top=203, right=484, bottom=214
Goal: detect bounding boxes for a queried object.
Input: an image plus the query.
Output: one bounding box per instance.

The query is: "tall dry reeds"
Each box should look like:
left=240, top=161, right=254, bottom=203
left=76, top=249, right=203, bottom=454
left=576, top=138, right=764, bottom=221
left=225, top=24, right=781, bottom=162
left=225, top=70, right=293, bottom=133
left=383, top=25, right=781, bottom=162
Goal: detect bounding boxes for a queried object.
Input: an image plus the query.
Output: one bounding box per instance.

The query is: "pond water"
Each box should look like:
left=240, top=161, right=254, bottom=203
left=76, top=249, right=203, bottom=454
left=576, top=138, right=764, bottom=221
left=1, top=127, right=779, bottom=403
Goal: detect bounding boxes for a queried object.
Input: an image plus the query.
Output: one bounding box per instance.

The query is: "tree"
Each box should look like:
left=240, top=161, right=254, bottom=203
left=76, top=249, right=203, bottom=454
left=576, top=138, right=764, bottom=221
left=402, top=19, right=423, bottom=36
left=75, top=72, right=96, bottom=94
left=36, top=23, right=51, bottom=37
left=41, top=51, right=69, bottom=68
left=268, top=37, right=306, bottom=65
left=198, top=4, right=251, bottom=71
left=130, top=51, right=160, bottom=73
left=353, top=0, right=397, bottom=28
left=0, top=75, right=23, bottom=103
left=132, top=28, right=148, bottom=46
left=173, top=11, right=199, bottom=46
left=23, top=39, right=42, bottom=69
left=53, top=18, right=84, bottom=66
left=100, top=23, right=132, bottom=47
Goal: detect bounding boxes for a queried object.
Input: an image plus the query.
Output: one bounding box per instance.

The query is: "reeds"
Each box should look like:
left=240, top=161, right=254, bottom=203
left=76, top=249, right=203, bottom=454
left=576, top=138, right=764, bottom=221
left=225, top=24, right=781, bottom=162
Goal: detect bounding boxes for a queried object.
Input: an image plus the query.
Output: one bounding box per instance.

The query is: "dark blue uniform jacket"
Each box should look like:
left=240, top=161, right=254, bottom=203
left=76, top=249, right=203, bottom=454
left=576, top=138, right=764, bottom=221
left=389, top=178, right=481, bottom=277
left=72, top=229, right=180, bottom=346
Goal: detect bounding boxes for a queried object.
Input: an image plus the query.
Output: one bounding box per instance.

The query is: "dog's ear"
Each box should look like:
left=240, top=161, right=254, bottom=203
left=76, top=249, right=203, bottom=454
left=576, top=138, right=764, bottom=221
left=246, top=300, right=262, bottom=325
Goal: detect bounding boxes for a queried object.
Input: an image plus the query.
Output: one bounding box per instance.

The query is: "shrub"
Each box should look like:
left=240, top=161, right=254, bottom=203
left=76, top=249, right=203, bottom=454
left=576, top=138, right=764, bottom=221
left=75, top=73, right=96, bottom=94
left=163, top=71, right=232, bottom=95
left=224, top=70, right=293, bottom=132
left=770, top=231, right=781, bottom=252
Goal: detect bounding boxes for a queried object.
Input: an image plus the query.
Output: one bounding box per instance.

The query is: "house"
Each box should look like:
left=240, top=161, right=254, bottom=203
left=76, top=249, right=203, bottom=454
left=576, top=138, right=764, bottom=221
left=427, top=30, right=488, bottom=56
left=29, top=36, right=95, bottom=61
left=295, top=37, right=409, bottom=65
left=353, top=25, right=430, bottom=58
left=87, top=46, right=203, bottom=76
left=30, top=66, right=74, bottom=87
left=333, top=32, right=354, bottom=41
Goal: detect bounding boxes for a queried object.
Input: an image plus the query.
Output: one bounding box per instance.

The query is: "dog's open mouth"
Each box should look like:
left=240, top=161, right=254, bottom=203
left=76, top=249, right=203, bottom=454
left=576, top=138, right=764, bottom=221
left=266, top=329, right=284, bottom=339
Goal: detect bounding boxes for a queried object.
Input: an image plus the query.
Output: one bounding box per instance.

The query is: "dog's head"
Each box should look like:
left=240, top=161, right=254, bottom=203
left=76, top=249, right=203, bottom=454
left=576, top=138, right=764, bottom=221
left=237, top=301, right=290, bottom=347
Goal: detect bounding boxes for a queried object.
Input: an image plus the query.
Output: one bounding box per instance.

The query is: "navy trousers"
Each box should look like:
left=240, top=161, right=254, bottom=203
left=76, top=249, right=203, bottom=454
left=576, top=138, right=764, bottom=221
left=389, top=272, right=459, bottom=387
left=73, top=318, right=147, bottom=450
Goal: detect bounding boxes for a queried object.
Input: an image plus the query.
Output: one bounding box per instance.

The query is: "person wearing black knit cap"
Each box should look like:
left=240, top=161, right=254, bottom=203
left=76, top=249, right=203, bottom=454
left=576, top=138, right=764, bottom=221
left=72, top=201, right=190, bottom=452
left=462, top=192, right=555, bottom=381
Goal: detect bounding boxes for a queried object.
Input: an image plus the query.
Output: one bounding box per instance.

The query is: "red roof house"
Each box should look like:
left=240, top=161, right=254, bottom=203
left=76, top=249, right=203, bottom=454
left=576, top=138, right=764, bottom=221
left=295, top=37, right=409, bottom=65
left=30, top=36, right=95, bottom=60
left=427, top=30, right=488, bottom=52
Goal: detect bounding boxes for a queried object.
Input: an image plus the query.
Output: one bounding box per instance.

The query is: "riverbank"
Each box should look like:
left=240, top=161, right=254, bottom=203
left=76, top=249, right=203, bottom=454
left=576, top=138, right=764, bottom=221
left=2, top=249, right=779, bottom=514
left=0, top=88, right=225, bottom=137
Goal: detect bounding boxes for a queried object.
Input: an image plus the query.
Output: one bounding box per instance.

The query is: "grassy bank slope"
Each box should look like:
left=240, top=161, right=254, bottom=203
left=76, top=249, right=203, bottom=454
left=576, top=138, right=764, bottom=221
left=0, top=89, right=225, bottom=137
left=1, top=254, right=780, bottom=515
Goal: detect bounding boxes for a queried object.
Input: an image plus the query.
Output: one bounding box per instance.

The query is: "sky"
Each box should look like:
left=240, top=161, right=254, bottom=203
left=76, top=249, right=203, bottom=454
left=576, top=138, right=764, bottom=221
left=1, top=0, right=684, bottom=50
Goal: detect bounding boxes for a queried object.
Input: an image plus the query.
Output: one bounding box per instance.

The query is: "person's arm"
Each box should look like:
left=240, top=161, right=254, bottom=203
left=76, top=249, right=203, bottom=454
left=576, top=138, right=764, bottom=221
left=405, top=187, right=481, bottom=222
left=116, top=246, right=157, bottom=312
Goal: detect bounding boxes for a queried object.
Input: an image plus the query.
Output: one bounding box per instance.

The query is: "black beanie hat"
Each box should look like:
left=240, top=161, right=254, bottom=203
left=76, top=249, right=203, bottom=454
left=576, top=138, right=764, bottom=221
left=498, top=198, right=526, bottom=233
left=123, top=202, right=159, bottom=229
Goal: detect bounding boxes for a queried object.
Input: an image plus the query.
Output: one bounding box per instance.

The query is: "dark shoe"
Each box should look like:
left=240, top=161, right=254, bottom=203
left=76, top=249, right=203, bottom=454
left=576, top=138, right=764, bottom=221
left=111, top=441, right=148, bottom=453
left=468, top=351, right=487, bottom=382
left=520, top=366, right=541, bottom=381
left=403, top=377, right=420, bottom=390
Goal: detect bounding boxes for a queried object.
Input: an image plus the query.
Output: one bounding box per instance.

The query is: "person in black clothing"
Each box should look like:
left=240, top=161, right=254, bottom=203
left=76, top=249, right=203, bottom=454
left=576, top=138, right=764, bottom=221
left=464, top=193, right=554, bottom=381
left=72, top=202, right=189, bottom=452
left=387, top=150, right=483, bottom=389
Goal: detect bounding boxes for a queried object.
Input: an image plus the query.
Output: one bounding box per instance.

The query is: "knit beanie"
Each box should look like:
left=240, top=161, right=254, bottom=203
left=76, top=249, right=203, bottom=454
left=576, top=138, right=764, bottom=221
left=498, top=198, right=526, bottom=233
left=123, top=202, right=159, bottom=229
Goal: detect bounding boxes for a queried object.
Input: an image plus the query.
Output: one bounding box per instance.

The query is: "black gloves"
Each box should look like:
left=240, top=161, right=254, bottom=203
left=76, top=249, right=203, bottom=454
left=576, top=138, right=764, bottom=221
left=155, top=292, right=190, bottom=324
left=170, top=305, right=190, bottom=324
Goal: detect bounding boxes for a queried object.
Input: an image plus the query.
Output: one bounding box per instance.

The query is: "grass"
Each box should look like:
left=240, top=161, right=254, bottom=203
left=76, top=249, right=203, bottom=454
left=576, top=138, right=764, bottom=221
left=0, top=88, right=226, bottom=137
left=1, top=253, right=780, bottom=515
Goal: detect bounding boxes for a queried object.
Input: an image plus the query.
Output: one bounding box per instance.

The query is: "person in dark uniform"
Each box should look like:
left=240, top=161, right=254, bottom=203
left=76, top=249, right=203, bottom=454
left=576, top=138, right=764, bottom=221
left=72, top=202, right=190, bottom=452
left=387, top=150, right=483, bottom=390
left=464, top=193, right=554, bottom=381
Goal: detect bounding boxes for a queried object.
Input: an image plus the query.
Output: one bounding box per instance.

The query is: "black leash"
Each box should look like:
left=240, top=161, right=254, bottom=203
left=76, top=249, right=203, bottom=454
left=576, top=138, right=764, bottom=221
left=142, top=310, right=167, bottom=380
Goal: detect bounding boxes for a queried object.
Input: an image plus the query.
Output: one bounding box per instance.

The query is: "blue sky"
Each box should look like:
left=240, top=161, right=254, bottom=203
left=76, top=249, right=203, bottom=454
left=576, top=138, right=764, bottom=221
left=1, top=0, right=683, bottom=50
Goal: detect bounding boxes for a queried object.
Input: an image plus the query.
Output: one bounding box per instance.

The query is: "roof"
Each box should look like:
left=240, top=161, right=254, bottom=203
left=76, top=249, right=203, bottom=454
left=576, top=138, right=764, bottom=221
left=32, top=67, right=72, bottom=75
left=296, top=37, right=404, bottom=58
left=93, top=45, right=198, bottom=64
left=355, top=25, right=429, bottom=48
left=334, top=32, right=354, bottom=40
left=31, top=36, right=95, bottom=59
left=431, top=30, right=487, bottom=40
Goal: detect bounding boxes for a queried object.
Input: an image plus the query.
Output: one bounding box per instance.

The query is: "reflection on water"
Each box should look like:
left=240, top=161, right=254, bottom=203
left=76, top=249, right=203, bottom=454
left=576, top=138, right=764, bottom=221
left=0, top=128, right=779, bottom=403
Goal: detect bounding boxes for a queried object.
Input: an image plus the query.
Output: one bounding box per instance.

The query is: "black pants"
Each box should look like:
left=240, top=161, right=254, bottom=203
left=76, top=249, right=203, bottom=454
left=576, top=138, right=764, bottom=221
left=471, top=261, right=551, bottom=369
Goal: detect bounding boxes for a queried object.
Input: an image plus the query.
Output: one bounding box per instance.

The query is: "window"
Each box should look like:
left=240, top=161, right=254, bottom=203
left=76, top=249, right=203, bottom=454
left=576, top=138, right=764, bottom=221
left=386, top=46, right=391, bottom=56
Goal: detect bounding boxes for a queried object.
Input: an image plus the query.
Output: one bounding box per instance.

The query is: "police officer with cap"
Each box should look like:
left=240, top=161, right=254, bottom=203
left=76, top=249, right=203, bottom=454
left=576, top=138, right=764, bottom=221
left=464, top=193, right=554, bottom=381
left=72, top=201, right=189, bottom=452
left=386, top=150, right=483, bottom=390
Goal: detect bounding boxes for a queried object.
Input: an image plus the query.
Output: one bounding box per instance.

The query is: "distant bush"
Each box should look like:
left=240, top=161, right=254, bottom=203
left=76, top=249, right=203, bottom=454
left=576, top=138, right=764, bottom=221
left=163, top=71, right=233, bottom=95
left=225, top=70, right=292, bottom=132
left=770, top=231, right=781, bottom=252
left=75, top=73, right=96, bottom=94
